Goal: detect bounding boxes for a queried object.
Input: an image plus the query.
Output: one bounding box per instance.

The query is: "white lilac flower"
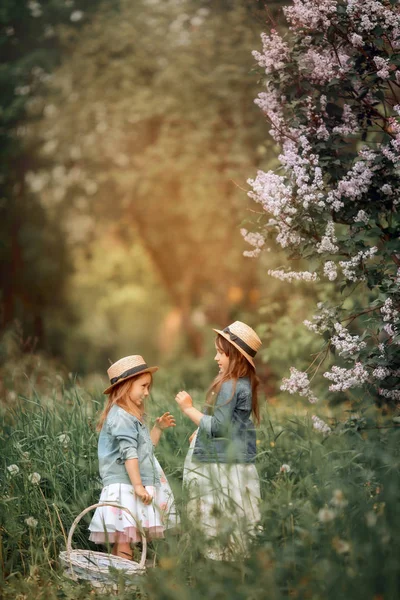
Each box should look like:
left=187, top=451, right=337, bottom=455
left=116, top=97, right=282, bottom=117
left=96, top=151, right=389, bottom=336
left=355, top=210, right=369, bottom=224
left=7, top=464, right=19, bottom=476
left=331, top=322, right=366, bottom=357
left=281, top=367, right=318, bottom=403
left=268, top=269, right=318, bottom=283
left=303, top=304, right=336, bottom=334
left=339, top=247, right=378, bottom=281
left=25, top=517, right=38, bottom=528
left=312, top=415, right=331, bottom=435
left=323, top=261, right=338, bottom=281
left=381, top=298, right=399, bottom=322
left=323, top=362, right=369, bottom=392
left=252, top=31, right=290, bottom=74
left=373, top=56, right=390, bottom=79
left=280, top=464, right=291, bottom=473
left=350, top=33, right=364, bottom=47
left=316, top=221, right=339, bottom=254
left=373, top=367, right=391, bottom=380
left=28, top=472, right=41, bottom=485
left=381, top=184, right=393, bottom=195
left=284, top=0, right=338, bottom=31
left=318, top=507, right=335, bottom=523
left=379, top=389, right=400, bottom=401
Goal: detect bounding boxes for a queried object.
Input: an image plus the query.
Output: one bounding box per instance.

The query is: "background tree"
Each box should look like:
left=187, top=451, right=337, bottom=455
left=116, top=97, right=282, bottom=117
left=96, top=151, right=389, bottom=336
left=0, top=0, right=109, bottom=346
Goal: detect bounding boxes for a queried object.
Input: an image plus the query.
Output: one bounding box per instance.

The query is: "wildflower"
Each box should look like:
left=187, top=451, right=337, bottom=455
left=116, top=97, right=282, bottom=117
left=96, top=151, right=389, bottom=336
left=312, top=415, right=331, bottom=435
left=7, top=464, right=19, bottom=476
left=57, top=433, right=71, bottom=448
left=318, top=507, right=335, bottom=523
left=332, top=537, right=351, bottom=554
left=28, top=473, right=41, bottom=485
left=70, top=11, right=84, bottom=22
left=331, top=489, right=348, bottom=508
left=280, top=464, right=291, bottom=473
left=25, top=517, right=38, bottom=528
left=365, top=511, right=377, bottom=527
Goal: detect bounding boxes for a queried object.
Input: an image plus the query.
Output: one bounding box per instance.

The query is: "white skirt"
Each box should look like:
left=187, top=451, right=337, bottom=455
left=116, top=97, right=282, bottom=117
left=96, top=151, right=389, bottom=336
left=89, top=458, right=179, bottom=544
left=183, top=432, right=261, bottom=561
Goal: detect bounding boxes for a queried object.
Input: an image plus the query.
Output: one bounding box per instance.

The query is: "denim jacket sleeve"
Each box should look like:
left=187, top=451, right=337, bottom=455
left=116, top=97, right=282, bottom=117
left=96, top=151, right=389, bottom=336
left=199, top=381, right=236, bottom=437
left=108, top=408, right=139, bottom=463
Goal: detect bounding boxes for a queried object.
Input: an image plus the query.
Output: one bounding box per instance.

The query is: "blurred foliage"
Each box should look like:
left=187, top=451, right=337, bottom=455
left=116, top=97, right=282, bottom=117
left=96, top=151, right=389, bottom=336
left=0, top=0, right=111, bottom=345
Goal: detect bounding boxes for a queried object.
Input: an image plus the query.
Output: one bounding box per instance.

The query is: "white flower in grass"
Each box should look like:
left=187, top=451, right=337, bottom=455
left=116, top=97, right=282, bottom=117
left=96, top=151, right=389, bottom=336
left=28, top=472, right=41, bottom=485
left=331, top=489, right=348, bottom=509
left=332, top=537, right=351, bottom=554
left=280, top=464, right=291, bottom=473
left=70, top=11, right=84, bottom=22
left=312, top=415, right=331, bottom=435
left=57, top=433, right=70, bottom=448
left=318, top=507, right=335, bottom=523
left=366, top=511, right=377, bottom=527
left=25, top=517, right=38, bottom=528
left=7, top=464, right=19, bottom=476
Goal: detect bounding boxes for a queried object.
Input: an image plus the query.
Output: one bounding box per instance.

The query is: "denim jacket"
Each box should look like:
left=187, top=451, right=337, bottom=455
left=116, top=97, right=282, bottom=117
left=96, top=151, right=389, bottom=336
left=192, top=377, right=257, bottom=464
left=98, top=405, right=160, bottom=487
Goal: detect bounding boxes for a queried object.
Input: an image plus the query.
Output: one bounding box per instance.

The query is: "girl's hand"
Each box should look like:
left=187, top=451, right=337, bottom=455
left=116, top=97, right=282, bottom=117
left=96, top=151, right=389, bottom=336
left=175, top=391, right=193, bottom=412
left=134, top=484, right=152, bottom=505
left=189, top=429, right=198, bottom=444
left=155, top=412, right=176, bottom=431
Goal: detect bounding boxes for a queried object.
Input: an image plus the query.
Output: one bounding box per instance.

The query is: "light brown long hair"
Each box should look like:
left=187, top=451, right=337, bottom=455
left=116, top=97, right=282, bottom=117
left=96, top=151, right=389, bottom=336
left=96, top=374, right=153, bottom=432
left=205, top=334, right=260, bottom=425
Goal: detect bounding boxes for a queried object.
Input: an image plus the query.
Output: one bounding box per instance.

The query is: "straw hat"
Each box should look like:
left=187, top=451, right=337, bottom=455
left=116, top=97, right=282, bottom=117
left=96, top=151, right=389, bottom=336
left=213, top=321, right=262, bottom=368
left=103, top=355, right=159, bottom=394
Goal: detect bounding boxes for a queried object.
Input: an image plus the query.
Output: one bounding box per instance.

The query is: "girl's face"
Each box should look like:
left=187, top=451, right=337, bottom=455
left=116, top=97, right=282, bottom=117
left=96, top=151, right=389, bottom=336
left=215, top=344, right=230, bottom=375
left=128, top=373, right=152, bottom=408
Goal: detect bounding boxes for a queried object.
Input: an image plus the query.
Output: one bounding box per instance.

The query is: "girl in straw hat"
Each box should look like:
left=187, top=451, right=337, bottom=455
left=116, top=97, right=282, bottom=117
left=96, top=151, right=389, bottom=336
left=88, top=355, right=179, bottom=560
left=175, top=321, right=262, bottom=561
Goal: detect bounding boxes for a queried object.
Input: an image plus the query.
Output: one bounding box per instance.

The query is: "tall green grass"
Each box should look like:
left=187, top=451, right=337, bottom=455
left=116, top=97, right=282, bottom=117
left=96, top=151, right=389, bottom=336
left=1, top=387, right=399, bottom=599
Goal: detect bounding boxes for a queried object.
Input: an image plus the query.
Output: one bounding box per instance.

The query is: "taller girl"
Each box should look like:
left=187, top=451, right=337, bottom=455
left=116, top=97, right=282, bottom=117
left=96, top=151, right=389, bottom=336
left=175, top=321, right=262, bottom=561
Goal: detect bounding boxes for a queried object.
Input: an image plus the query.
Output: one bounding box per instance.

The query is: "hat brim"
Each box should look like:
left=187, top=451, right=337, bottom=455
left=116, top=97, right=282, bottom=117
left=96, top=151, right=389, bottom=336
left=213, top=329, right=256, bottom=369
left=103, top=366, right=159, bottom=395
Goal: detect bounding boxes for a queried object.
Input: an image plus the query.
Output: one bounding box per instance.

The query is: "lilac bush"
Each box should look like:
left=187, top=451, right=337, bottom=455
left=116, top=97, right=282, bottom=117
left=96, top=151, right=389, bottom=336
left=245, top=0, right=400, bottom=406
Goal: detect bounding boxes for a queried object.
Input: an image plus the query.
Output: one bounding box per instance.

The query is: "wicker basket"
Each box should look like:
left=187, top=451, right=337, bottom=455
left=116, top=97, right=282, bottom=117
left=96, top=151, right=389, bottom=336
left=59, top=502, right=147, bottom=590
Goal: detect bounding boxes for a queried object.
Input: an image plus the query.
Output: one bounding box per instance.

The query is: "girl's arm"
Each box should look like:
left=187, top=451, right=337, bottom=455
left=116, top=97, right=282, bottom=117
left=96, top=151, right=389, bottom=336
left=175, top=395, right=204, bottom=426
left=176, top=382, right=239, bottom=437
left=150, top=412, right=176, bottom=446
left=125, top=458, right=152, bottom=504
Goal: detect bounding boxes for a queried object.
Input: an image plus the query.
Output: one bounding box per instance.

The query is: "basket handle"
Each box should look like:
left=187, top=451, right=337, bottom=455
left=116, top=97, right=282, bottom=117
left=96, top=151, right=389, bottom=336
left=67, top=502, right=147, bottom=570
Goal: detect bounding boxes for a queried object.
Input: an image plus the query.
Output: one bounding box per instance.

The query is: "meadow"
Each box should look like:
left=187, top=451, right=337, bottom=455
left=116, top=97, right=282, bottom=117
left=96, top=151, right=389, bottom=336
left=1, top=385, right=399, bottom=600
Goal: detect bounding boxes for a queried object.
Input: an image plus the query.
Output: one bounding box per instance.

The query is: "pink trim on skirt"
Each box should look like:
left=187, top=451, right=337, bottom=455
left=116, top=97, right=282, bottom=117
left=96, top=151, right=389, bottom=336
left=89, top=525, right=165, bottom=544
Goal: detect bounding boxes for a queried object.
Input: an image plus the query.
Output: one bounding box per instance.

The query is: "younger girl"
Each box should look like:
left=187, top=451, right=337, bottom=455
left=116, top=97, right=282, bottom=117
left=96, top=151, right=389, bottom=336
left=175, top=321, right=262, bottom=561
left=89, top=355, right=179, bottom=559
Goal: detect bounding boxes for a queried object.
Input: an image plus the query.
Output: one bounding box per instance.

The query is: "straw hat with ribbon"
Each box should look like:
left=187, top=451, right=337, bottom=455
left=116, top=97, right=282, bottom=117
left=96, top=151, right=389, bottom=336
left=213, top=321, right=262, bottom=369
left=103, top=355, right=159, bottom=395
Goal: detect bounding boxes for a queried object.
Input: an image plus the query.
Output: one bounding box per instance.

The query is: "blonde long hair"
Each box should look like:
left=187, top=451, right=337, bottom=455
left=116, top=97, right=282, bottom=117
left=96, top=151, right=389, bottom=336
left=96, top=374, right=153, bottom=432
left=205, top=334, right=260, bottom=425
